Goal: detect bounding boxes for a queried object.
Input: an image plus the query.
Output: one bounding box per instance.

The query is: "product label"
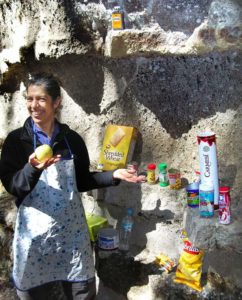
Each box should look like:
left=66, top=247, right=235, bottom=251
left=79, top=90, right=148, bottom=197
left=219, top=193, right=231, bottom=224
left=187, top=191, right=199, bottom=207
left=104, top=150, right=124, bottom=161
left=199, top=190, right=214, bottom=217
left=168, top=172, right=181, bottom=189
left=122, top=222, right=133, bottom=232
left=98, top=236, right=119, bottom=250
left=159, top=172, right=168, bottom=183
left=147, top=170, right=156, bottom=184
left=203, top=153, right=211, bottom=179
left=112, top=13, right=123, bottom=29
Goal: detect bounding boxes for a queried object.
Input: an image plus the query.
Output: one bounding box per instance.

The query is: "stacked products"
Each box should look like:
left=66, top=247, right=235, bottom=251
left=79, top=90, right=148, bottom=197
left=196, top=131, right=231, bottom=224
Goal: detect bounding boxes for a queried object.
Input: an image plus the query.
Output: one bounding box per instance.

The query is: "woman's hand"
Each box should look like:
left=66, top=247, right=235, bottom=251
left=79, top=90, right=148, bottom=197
left=28, top=153, right=61, bottom=170
left=113, top=168, right=146, bottom=183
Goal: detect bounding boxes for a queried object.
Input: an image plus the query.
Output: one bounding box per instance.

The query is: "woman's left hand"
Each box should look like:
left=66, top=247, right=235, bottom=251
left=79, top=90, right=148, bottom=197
left=113, top=168, right=146, bottom=183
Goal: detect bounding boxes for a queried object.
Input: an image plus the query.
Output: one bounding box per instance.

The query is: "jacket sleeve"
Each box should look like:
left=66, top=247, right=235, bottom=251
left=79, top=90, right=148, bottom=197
left=0, top=132, right=43, bottom=199
left=70, top=132, right=120, bottom=192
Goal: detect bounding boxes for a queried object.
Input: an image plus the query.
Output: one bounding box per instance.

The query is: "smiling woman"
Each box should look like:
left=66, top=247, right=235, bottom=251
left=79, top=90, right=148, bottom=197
left=0, top=72, right=146, bottom=300
left=25, top=74, right=61, bottom=138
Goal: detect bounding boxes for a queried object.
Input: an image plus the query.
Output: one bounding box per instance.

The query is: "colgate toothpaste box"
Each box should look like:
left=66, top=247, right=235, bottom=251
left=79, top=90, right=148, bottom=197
left=197, top=131, right=219, bottom=209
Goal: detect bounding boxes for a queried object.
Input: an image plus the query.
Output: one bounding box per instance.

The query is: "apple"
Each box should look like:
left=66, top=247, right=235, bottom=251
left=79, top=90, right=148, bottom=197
left=35, top=144, right=53, bottom=162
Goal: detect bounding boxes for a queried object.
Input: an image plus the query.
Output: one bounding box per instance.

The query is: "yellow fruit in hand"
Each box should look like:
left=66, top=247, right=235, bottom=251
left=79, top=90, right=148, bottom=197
left=35, top=144, right=53, bottom=162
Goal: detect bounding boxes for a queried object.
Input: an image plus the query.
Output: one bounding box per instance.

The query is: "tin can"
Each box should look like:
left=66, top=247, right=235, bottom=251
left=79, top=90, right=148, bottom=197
left=147, top=163, right=156, bottom=184
left=98, top=228, right=119, bottom=250
left=168, top=168, right=181, bottom=189
left=199, top=183, right=214, bottom=217
left=186, top=182, right=199, bottom=208
left=112, top=6, right=124, bottom=30
left=219, top=186, right=231, bottom=225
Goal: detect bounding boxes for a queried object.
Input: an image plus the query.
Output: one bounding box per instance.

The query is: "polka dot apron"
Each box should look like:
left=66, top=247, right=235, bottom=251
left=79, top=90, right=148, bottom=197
left=12, top=158, right=95, bottom=290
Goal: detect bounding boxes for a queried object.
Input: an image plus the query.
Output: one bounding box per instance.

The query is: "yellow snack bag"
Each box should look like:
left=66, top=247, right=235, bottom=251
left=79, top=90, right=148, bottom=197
left=98, top=124, right=137, bottom=171
left=174, top=231, right=204, bottom=292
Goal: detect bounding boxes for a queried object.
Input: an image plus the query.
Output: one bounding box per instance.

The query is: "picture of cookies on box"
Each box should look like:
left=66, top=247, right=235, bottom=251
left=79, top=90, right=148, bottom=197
left=98, top=124, right=137, bottom=171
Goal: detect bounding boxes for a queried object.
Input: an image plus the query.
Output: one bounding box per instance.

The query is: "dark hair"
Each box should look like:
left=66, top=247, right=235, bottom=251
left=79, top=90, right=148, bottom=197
left=26, top=72, right=61, bottom=101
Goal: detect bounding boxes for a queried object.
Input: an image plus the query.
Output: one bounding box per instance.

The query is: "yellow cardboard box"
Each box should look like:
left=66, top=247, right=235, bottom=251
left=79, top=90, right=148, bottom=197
left=98, top=124, right=137, bottom=171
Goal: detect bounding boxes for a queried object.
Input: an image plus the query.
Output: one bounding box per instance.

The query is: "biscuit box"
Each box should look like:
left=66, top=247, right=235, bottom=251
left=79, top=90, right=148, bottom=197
left=97, top=124, right=137, bottom=171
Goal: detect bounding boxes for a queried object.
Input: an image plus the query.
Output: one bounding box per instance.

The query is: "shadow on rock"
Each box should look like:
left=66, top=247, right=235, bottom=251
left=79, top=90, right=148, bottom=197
left=96, top=252, right=161, bottom=296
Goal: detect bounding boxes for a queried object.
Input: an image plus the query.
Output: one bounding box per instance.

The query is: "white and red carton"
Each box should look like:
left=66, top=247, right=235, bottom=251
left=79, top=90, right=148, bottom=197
left=197, top=132, right=219, bottom=209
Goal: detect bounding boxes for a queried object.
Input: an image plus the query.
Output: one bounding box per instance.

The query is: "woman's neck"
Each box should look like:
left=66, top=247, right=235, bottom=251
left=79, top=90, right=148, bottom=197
left=36, top=120, right=55, bottom=138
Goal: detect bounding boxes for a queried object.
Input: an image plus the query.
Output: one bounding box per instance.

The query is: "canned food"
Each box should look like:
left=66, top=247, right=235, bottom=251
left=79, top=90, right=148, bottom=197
left=168, top=168, right=181, bottom=189
left=186, top=182, right=199, bottom=207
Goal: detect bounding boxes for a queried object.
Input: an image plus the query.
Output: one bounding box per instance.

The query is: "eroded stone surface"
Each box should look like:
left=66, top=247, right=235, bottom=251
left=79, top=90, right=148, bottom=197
left=0, top=0, right=242, bottom=299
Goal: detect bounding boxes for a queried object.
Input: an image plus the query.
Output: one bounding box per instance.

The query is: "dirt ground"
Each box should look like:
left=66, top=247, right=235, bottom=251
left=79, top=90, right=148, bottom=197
left=0, top=281, right=17, bottom=300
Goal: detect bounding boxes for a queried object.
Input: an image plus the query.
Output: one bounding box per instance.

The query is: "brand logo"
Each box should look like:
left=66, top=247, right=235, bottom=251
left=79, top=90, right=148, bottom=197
left=203, top=154, right=211, bottom=177
left=184, top=244, right=200, bottom=254
left=104, top=149, right=124, bottom=161
left=203, top=145, right=210, bottom=152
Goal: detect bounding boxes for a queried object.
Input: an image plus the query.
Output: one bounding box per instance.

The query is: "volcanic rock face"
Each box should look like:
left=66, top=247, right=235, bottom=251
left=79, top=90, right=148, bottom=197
left=0, top=0, right=242, bottom=299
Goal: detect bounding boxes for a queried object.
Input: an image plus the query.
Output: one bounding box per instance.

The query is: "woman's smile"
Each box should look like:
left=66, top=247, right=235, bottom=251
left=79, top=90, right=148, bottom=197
left=26, top=85, right=60, bottom=127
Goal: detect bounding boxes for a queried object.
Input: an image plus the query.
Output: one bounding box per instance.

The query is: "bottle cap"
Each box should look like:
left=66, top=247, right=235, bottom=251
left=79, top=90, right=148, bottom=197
left=113, top=6, right=121, bottom=11
left=158, top=163, right=167, bottom=170
left=219, top=186, right=230, bottom=193
left=147, top=163, right=156, bottom=170
left=127, top=208, right=134, bottom=216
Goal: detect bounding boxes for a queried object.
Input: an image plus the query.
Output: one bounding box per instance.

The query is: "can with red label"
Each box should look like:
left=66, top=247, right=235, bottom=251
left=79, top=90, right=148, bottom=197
left=219, top=186, right=231, bottom=225
left=168, top=168, right=181, bottom=189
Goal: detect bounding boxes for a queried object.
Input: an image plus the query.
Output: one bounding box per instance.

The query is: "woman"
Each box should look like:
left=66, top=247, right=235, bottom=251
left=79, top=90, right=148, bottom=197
left=0, top=73, right=145, bottom=300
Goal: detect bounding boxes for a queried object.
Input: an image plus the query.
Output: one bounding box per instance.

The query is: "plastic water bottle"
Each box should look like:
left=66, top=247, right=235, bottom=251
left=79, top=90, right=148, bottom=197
left=119, top=208, right=134, bottom=251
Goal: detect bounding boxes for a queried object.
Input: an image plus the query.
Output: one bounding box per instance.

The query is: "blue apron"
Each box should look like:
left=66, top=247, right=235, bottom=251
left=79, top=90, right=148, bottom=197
left=12, top=157, right=95, bottom=290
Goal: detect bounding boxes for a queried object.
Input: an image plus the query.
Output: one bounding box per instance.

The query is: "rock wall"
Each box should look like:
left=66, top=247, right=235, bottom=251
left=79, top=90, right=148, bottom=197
left=0, top=0, right=242, bottom=299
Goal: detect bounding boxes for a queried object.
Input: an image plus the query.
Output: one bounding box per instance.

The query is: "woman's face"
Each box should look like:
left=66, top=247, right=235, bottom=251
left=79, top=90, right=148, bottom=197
left=26, top=84, right=60, bottom=127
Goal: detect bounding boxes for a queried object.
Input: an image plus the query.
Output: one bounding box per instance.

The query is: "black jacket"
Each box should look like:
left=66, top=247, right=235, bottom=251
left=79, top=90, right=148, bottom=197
left=0, top=117, right=119, bottom=206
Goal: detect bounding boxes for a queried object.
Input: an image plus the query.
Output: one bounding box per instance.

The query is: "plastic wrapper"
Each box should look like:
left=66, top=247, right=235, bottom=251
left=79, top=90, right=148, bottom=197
left=174, top=230, right=204, bottom=292
left=155, top=253, right=176, bottom=273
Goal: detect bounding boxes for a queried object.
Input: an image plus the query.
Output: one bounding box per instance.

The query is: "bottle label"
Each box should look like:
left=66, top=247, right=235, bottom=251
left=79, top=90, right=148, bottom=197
left=187, top=190, right=199, bottom=207
left=168, top=170, right=181, bottom=189
left=112, top=13, right=124, bottom=29
left=147, top=170, right=156, bottom=184
left=199, top=190, right=214, bottom=217
left=219, top=192, right=231, bottom=224
left=122, top=222, right=133, bottom=232
left=159, top=172, right=168, bottom=183
left=98, top=236, right=119, bottom=250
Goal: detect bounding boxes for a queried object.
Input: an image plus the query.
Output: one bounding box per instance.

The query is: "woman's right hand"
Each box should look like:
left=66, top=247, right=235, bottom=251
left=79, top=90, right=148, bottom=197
left=28, top=153, right=61, bottom=170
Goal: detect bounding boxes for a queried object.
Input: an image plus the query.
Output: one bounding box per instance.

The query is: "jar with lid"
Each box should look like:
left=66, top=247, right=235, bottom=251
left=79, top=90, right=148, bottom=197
left=111, top=6, right=124, bottom=30
left=147, top=163, right=156, bottom=184
left=219, top=186, right=231, bottom=225
left=158, top=163, right=169, bottom=187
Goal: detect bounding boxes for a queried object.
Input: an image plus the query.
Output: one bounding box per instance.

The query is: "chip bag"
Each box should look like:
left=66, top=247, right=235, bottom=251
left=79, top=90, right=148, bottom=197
left=174, top=230, right=204, bottom=292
